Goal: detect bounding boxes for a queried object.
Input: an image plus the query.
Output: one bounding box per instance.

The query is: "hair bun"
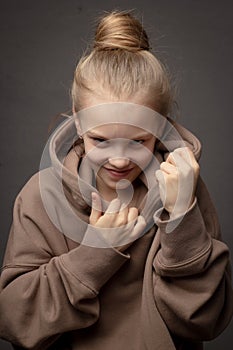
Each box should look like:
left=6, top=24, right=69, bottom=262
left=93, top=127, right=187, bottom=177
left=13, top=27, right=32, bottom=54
left=93, top=11, right=150, bottom=52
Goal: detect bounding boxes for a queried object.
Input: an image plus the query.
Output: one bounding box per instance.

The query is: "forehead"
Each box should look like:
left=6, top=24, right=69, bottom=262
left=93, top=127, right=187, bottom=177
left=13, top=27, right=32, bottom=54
left=76, top=102, right=166, bottom=138
left=87, top=123, right=152, bottom=138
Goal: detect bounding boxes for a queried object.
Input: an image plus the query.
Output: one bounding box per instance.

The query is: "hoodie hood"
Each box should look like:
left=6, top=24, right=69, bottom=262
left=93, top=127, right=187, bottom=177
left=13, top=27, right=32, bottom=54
left=48, top=112, right=201, bottom=201
left=38, top=105, right=201, bottom=245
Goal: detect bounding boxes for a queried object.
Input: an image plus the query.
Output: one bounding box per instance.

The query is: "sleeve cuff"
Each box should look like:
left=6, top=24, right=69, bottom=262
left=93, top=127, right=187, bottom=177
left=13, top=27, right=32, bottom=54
left=60, top=244, right=130, bottom=294
left=153, top=198, right=197, bottom=234
left=153, top=199, right=212, bottom=271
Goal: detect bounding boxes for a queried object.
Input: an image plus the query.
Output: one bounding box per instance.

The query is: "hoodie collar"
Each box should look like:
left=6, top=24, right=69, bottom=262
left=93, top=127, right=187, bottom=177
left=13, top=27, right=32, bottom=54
left=48, top=115, right=201, bottom=210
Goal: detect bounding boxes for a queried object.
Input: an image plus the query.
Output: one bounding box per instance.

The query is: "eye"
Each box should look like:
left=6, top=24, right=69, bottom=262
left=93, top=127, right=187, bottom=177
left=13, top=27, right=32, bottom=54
left=91, top=137, right=107, bottom=143
left=131, top=139, right=144, bottom=145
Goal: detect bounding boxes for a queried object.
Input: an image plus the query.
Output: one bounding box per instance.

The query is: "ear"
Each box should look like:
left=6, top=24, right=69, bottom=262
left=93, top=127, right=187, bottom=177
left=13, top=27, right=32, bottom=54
left=72, top=102, right=76, bottom=115
left=75, top=118, right=82, bottom=137
left=73, top=103, right=83, bottom=137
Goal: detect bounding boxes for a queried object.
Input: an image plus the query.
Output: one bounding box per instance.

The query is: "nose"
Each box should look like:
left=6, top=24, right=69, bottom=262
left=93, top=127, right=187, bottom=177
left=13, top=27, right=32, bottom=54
left=108, top=157, right=130, bottom=169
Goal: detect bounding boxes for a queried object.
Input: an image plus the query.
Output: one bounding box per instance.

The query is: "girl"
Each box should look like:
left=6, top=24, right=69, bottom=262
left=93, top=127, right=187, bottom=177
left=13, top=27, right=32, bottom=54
left=0, top=10, right=232, bottom=350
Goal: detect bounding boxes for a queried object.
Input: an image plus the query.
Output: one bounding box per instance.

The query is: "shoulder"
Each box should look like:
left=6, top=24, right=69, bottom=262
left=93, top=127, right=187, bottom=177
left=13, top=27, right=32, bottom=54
left=11, top=168, right=72, bottom=256
left=18, top=171, right=41, bottom=198
left=14, top=167, right=60, bottom=223
left=16, top=169, right=50, bottom=208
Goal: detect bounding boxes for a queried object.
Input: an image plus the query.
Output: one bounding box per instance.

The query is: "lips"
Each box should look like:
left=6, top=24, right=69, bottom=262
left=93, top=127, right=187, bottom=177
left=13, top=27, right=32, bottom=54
left=104, top=167, right=133, bottom=178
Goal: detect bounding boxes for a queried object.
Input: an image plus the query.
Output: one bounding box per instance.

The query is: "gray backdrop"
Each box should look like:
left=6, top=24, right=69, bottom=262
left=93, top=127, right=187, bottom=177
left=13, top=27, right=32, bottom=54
left=0, top=0, right=232, bottom=349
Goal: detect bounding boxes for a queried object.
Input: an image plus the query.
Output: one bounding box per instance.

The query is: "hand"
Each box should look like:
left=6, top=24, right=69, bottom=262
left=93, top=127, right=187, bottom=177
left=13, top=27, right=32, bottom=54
left=86, top=192, right=146, bottom=251
left=155, top=147, right=200, bottom=219
left=90, top=192, right=138, bottom=228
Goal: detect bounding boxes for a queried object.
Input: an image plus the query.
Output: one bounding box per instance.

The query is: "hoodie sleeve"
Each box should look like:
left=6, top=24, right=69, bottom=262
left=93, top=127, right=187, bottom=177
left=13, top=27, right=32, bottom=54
left=0, top=173, right=130, bottom=350
left=152, top=176, right=233, bottom=341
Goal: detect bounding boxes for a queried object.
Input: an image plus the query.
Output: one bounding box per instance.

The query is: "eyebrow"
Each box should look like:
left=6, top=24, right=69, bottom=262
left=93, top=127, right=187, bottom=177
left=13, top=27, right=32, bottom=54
left=132, top=132, right=152, bottom=139
left=86, top=131, right=107, bottom=139
left=86, top=130, right=152, bottom=139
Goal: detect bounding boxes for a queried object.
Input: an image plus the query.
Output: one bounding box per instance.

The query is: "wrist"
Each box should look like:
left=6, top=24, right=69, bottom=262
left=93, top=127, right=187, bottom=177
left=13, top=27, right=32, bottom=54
left=169, top=196, right=196, bottom=220
left=154, top=197, right=197, bottom=228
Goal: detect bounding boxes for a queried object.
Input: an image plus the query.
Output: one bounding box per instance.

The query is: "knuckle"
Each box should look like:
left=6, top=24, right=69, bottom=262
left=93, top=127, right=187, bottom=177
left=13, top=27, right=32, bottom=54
left=170, top=172, right=178, bottom=181
left=117, top=216, right=127, bottom=227
left=160, top=161, right=167, bottom=168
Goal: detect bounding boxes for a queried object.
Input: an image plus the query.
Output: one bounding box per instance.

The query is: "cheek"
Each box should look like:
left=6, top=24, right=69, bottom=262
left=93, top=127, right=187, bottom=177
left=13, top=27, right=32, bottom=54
left=132, top=149, right=154, bottom=169
left=83, top=141, right=155, bottom=171
left=128, top=140, right=156, bottom=169
left=84, top=145, right=108, bottom=168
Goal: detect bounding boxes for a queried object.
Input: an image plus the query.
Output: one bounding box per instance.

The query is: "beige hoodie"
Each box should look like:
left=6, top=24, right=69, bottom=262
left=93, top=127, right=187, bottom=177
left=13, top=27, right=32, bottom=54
left=0, top=117, right=232, bottom=350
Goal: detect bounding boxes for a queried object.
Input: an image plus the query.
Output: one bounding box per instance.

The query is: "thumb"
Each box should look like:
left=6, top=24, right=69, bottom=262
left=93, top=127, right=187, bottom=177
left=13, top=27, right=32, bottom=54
left=155, top=169, right=166, bottom=187
left=89, top=192, right=102, bottom=225
left=132, top=215, right=146, bottom=239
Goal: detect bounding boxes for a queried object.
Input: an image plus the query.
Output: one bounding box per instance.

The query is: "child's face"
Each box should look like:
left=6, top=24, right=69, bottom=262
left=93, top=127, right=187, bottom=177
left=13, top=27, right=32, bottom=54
left=83, top=123, right=156, bottom=194
left=75, top=95, right=161, bottom=197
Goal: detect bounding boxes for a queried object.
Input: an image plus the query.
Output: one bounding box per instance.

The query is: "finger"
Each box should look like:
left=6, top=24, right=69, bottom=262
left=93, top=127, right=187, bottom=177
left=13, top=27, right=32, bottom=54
left=174, top=147, right=192, bottom=157
left=119, top=202, right=128, bottom=212
left=166, top=151, right=177, bottom=166
left=127, top=207, right=138, bottom=222
left=167, top=150, right=190, bottom=171
left=117, top=203, right=129, bottom=225
left=166, top=147, right=191, bottom=165
left=173, top=147, right=198, bottom=169
left=174, top=147, right=194, bottom=165
left=160, top=161, right=177, bottom=174
left=132, top=215, right=146, bottom=239
left=174, top=147, right=200, bottom=175
left=106, top=197, right=121, bottom=214
left=89, top=192, right=102, bottom=225
left=155, top=169, right=166, bottom=185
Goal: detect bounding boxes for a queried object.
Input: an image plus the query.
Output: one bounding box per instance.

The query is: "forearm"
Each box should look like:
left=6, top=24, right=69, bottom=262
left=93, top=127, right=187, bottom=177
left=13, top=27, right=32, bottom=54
left=153, top=201, right=233, bottom=340
left=0, top=244, right=129, bottom=349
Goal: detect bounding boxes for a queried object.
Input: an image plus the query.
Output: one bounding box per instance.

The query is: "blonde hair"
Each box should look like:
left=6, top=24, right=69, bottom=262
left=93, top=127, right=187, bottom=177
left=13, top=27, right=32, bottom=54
left=72, top=10, right=174, bottom=115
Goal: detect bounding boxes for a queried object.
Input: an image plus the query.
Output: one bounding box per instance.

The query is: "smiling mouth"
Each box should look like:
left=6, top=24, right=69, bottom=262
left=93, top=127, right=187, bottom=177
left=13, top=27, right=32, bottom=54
left=104, top=167, right=133, bottom=178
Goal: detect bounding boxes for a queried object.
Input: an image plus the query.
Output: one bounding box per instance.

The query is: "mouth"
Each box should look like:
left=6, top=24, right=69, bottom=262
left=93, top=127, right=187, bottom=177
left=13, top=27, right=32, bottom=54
left=104, top=167, right=133, bottom=178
